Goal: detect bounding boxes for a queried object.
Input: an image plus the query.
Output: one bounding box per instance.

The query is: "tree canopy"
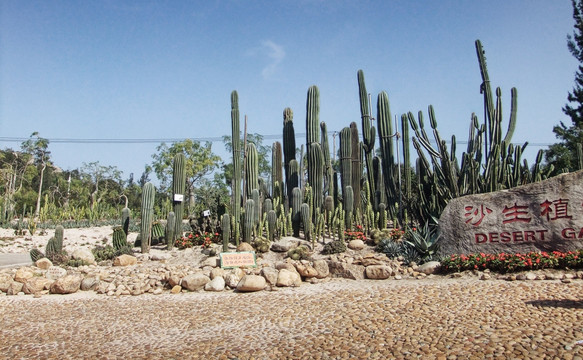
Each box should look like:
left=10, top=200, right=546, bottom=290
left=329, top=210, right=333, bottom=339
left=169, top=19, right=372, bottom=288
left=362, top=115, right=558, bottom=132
left=149, top=139, right=222, bottom=211
left=545, top=0, right=583, bottom=174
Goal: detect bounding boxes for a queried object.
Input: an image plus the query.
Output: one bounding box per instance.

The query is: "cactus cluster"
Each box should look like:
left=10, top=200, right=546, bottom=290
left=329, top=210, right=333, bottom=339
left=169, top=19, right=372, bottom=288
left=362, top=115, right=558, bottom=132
left=218, top=39, right=545, bottom=259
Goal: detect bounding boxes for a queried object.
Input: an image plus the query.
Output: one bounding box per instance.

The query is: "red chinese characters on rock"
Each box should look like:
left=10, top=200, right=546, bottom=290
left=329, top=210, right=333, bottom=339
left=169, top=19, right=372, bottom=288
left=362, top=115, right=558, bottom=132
left=502, top=202, right=532, bottom=224
left=540, top=198, right=573, bottom=221
left=464, top=205, right=493, bottom=226
left=466, top=197, right=583, bottom=244
left=465, top=198, right=578, bottom=231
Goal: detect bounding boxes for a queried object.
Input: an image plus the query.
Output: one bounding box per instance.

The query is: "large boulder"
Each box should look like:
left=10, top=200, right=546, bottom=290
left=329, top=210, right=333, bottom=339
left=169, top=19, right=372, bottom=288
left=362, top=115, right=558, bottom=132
left=6, top=281, right=23, bottom=295
left=80, top=276, right=100, bottom=291
left=71, top=248, right=96, bottom=265
left=224, top=272, right=241, bottom=288
left=417, top=261, right=441, bottom=275
left=236, top=242, right=254, bottom=252
left=294, top=263, right=318, bottom=278
left=22, top=277, right=53, bottom=294
left=0, top=273, right=13, bottom=292
left=113, top=254, right=137, bottom=266
left=46, top=266, right=67, bottom=280
left=313, top=260, right=330, bottom=279
left=270, top=237, right=297, bottom=252
left=181, top=273, right=210, bottom=291
left=276, top=269, right=302, bottom=287
left=261, top=267, right=279, bottom=286
left=50, top=274, right=82, bottom=294
left=236, top=275, right=266, bottom=292
left=365, top=265, right=392, bottom=280
left=14, top=267, right=35, bottom=283
left=327, top=261, right=365, bottom=280
left=205, top=276, right=225, bottom=292
left=347, top=239, right=365, bottom=250
left=210, top=267, right=225, bottom=280
left=35, top=258, right=53, bottom=270
left=439, top=170, right=583, bottom=256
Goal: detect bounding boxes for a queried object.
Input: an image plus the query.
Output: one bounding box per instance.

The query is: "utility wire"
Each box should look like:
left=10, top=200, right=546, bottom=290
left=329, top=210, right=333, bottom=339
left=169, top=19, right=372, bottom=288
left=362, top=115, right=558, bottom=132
left=0, top=135, right=553, bottom=147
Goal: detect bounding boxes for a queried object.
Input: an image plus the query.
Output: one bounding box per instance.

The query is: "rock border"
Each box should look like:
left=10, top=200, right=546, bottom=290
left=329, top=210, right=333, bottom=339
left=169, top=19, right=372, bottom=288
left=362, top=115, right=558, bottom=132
left=1, top=248, right=581, bottom=298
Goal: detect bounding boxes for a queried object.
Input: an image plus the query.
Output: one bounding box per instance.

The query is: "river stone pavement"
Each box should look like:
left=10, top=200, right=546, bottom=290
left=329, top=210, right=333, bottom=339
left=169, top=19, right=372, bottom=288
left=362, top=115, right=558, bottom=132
left=1, top=277, right=582, bottom=359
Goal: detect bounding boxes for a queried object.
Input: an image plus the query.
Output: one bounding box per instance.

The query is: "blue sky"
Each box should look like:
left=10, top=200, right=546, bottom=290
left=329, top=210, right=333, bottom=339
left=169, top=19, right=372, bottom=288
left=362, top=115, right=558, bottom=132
left=0, top=1, right=577, bottom=181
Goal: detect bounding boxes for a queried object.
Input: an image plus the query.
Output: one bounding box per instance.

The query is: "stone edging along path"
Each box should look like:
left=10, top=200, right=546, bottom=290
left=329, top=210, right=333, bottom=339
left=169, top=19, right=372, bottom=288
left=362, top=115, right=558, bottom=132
left=1, top=241, right=582, bottom=298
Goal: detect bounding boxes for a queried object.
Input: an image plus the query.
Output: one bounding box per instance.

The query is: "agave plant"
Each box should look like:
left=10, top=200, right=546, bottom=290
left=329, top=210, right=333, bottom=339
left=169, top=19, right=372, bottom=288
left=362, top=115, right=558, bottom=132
left=405, top=220, right=441, bottom=262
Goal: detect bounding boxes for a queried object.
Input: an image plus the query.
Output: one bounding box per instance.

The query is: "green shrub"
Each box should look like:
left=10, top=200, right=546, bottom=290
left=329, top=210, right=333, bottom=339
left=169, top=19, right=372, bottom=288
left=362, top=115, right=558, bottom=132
left=322, top=240, right=346, bottom=255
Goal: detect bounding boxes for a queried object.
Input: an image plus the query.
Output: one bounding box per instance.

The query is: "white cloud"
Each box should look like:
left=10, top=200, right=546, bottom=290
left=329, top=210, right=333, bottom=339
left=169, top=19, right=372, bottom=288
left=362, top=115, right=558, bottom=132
left=260, top=40, right=285, bottom=79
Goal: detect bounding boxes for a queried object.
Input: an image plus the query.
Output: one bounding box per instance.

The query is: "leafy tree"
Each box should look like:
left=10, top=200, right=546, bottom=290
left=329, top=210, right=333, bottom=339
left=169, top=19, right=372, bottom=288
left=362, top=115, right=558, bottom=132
left=20, top=132, right=50, bottom=217
left=149, top=139, right=222, bottom=211
left=545, top=0, right=583, bottom=174
left=0, top=148, right=35, bottom=217
left=193, top=173, right=230, bottom=218
left=80, top=161, right=123, bottom=210
left=222, top=133, right=271, bottom=187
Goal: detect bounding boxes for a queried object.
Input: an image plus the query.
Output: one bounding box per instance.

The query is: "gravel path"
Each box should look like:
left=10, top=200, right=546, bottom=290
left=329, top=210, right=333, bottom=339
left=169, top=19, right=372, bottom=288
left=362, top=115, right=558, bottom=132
left=1, top=278, right=583, bottom=359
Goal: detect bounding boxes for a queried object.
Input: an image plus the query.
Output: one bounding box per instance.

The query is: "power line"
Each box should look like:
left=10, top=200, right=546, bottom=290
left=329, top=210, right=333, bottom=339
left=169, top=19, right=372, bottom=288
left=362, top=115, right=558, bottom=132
left=0, top=135, right=554, bottom=147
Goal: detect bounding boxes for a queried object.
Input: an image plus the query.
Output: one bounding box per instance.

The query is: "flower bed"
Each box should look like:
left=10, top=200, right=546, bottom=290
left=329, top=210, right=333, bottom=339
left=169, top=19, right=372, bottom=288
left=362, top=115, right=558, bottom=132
left=441, top=250, right=583, bottom=273
left=174, top=232, right=220, bottom=249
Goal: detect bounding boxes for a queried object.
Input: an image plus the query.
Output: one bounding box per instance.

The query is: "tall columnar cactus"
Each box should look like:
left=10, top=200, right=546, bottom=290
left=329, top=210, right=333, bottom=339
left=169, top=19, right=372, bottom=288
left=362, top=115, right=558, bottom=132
left=140, top=182, right=156, bottom=253
left=306, top=85, right=320, bottom=147
left=401, top=113, right=411, bottom=224
left=349, top=122, right=362, bottom=212
left=400, top=40, right=550, bottom=225
left=221, top=213, right=231, bottom=252
left=291, top=187, right=302, bottom=237
left=172, top=153, right=186, bottom=241
left=377, top=91, right=397, bottom=219
left=245, top=143, right=259, bottom=198
left=166, top=211, right=176, bottom=250
left=267, top=209, right=277, bottom=241
left=372, top=156, right=386, bottom=209
left=320, top=122, right=334, bottom=198
left=378, top=203, right=387, bottom=229
left=324, top=195, right=334, bottom=236
left=475, top=40, right=517, bottom=157
left=251, top=188, right=261, bottom=228
left=263, top=198, right=273, bottom=214
left=339, top=127, right=352, bottom=198
left=288, top=159, right=299, bottom=197
left=300, top=203, right=311, bottom=242
left=283, top=107, right=296, bottom=206
left=272, top=141, right=283, bottom=207
left=121, top=207, right=131, bottom=236
left=344, top=185, right=354, bottom=230
left=308, top=142, right=324, bottom=218
left=357, top=70, right=377, bottom=207
left=231, top=90, right=242, bottom=244
left=112, top=226, right=128, bottom=251
left=243, top=199, right=255, bottom=243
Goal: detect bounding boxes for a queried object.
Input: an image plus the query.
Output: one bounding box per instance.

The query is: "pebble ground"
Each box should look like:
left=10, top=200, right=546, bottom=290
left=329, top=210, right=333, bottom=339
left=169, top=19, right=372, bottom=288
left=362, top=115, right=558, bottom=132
left=1, top=277, right=583, bottom=359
